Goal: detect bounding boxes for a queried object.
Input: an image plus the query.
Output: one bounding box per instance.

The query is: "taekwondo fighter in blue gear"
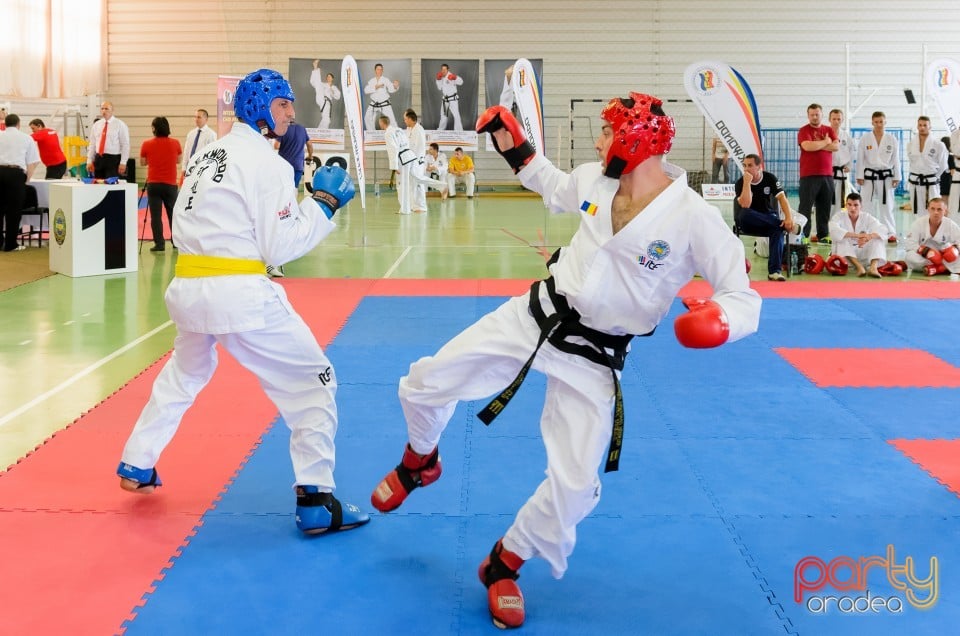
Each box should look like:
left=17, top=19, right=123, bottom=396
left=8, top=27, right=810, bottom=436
left=116, top=68, right=369, bottom=535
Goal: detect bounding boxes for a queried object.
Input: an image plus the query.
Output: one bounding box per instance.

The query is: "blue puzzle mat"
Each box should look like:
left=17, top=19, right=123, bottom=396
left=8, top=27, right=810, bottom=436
left=122, top=296, right=960, bottom=635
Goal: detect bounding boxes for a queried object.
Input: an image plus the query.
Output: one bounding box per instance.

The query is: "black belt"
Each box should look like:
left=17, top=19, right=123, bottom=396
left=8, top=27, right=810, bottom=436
left=370, top=100, right=391, bottom=108
left=477, top=261, right=647, bottom=473
left=442, top=94, right=459, bottom=103
left=909, top=173, right=939, bottom=211
left=863, top=168, right=894, bottom=204
left=320, top=97, right=332, bottom=113
left=833, top=166, right=847, bottom=202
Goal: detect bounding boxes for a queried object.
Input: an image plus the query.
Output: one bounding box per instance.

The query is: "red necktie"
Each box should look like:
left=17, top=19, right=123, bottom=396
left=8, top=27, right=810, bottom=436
left=98, top=121, right=108, bottom=155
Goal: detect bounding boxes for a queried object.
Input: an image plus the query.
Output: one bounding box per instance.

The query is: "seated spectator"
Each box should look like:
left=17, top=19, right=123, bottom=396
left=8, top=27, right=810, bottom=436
left=904, top=197, right=960, bottom=276
left=733, top=153, right=796, bottom=281
left=425, top=143, right=448, bottom=200
left=446, top=146, right=475, bottom=198
left=828, top=192, right=885, bottom=277
left=28, top=119, right=67, bottom=179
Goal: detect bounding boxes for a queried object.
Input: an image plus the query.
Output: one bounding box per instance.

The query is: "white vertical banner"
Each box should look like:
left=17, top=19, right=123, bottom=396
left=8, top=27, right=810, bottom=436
left=684, top=60, right=763, bottom=169
left=341, top=55, right=366, bottom=210
left=510, top=58, right=545, bottom=155
left=926, top=58, right=960, bottom=134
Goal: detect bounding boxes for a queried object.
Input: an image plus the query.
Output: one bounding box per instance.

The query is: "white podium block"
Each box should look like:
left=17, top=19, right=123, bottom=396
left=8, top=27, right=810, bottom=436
left=49, top=182, right=139, bottom=277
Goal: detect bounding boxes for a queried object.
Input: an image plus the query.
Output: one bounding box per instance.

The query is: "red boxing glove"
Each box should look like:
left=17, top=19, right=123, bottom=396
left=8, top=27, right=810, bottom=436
left=436, top=71, right=444, bottom=80
left=448, top=73, right=457, bottom=80
left=476, top=105, right=536, bottom=173
left=744, top=258, right=751, bottom=274
left=918, top=245, right=943, bottom=266
left=674, top=298, right=730, bottom=349
left=942, top=244, right=959, bottom=263
left=877, top=262, right=903, bottom=276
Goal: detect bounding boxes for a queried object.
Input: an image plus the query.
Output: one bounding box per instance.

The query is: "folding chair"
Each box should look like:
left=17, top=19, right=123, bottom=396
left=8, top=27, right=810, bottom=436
left=17, top=185, right=48, bottom=247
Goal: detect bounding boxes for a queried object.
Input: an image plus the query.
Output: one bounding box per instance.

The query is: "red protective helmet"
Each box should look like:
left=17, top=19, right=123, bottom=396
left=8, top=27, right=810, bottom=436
left=803, top=254, right=826, bottom=275
left=825, top=254, right=849, bottom=276
left=601, top=92, right=675, bottom=178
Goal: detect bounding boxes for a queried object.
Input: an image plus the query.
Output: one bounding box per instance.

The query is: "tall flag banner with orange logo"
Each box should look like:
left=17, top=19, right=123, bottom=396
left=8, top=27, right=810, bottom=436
left=926, top=58, right=960, bottom=134
left=684, top=61, right=762, bottom=168
left=341, top=55, right=366, bottom=209
left=510, top=58, right=545, bottom=155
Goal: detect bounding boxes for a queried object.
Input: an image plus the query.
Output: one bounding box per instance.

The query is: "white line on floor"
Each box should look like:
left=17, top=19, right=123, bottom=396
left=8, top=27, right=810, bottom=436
left=0, top=320, right=174, bottom=428
left=383, top=246, right=412, bottom=278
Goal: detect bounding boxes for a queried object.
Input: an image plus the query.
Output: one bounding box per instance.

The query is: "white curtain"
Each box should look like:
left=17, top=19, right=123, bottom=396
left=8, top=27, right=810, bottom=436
left=0, top=0, right=104, bottom=98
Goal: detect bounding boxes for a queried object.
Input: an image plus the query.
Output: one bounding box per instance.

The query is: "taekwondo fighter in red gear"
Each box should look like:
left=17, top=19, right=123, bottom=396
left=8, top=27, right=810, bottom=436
left=371, top=93, right=761, bottom=628
left=904, top=197, right=960, bottom=275
left=117, top=68, right=369, bottom=536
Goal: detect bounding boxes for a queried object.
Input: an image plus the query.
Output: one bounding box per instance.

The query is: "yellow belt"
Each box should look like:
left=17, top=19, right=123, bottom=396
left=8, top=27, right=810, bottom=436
left=175, top=254, right=267, bottom=278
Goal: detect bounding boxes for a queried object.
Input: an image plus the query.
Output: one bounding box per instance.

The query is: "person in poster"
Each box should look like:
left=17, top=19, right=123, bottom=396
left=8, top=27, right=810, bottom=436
left=310, top=60, right=341, bottom=129
left=484, top=59, right=543, bottom=119
left=355, top=59, right=412, bottom=132
left=420, top=59, right=478, bottom=131
left=287, top=58, right=344, bottom=131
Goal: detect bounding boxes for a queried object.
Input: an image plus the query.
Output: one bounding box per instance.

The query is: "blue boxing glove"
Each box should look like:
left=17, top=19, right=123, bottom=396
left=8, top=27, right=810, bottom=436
left=311, top=166, right=355, bottom=219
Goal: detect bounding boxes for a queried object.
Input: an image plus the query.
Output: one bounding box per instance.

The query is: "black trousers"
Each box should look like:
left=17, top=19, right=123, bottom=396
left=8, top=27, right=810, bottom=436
left=147, top=182, right=179, bottom=248
left=93, top=153, right=121, bottom=178
left=45, top=162, right=67, bottom=179
left=0, top=166, right=27, bottom=251
left=798, top=175, right=834, bottom=238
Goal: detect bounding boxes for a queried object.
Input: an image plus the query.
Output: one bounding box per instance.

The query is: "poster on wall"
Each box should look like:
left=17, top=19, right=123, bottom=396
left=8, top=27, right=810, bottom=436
left=216, top=75, right=242, bottom=138
left=356, top=58, right=412, bottom=132
left=288, top=57, right=345, bottom=149
left=420, top=59, right=479, bottom=140
left=483, top=58, right=543, bottom=151
left=484, top=59, right=543, bottom=116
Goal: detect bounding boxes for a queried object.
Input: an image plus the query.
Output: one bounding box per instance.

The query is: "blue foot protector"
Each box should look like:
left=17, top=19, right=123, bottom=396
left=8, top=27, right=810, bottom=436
left=295, top=486, right=370, bottom=535
left=117, top=462, right=162, bottom=491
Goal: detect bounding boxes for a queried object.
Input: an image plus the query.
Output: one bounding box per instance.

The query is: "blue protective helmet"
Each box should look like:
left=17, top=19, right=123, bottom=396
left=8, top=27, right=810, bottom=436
left=234, top=68, right=295, bottom=134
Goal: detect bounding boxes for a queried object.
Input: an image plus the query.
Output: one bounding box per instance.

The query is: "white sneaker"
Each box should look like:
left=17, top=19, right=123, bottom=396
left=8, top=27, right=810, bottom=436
left=266, top=265, right=284, bottom=278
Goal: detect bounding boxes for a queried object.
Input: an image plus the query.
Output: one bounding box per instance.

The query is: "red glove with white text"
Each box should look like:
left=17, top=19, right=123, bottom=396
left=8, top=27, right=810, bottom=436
left=918, top=245, right=943, bottom=266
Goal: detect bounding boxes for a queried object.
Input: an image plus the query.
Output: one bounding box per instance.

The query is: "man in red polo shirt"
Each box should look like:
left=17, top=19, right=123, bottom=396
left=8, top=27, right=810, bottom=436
left=798, top=103, right=838, bottom=243
left=28, top=119, right=68, bottom=179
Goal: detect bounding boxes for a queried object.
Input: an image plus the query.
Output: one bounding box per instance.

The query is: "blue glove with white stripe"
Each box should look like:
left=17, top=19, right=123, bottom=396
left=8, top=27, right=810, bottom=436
left=311, top=166, right=355, bottom=219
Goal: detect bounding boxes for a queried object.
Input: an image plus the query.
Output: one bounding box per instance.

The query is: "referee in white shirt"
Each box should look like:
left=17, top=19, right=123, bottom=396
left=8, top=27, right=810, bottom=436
left=181, top=108, right=217, bottom=176
left=86, top=101, right=131, bottom=179
left=0, top=113, right=41, bottom=251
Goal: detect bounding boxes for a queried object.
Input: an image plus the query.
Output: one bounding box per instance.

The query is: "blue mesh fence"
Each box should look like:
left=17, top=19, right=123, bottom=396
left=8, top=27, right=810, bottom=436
left=761, top=128, right=911, bottom=197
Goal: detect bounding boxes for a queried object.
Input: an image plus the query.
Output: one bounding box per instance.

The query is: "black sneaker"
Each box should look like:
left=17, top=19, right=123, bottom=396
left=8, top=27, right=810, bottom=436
left=150, top=245, right=165, bottom=252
